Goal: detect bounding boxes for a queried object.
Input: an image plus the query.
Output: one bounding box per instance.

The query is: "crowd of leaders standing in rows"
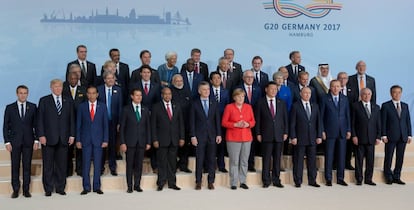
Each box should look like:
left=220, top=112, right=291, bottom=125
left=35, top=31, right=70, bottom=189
left=3, top=45, right=411, bottom=198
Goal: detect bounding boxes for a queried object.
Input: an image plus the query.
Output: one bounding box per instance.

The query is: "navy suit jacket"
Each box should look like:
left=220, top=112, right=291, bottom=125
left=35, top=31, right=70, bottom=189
left=129, top=80, right=161, bottom=111
left=254, top=97, right=288, bottom=143
left=189, top=98, right=221, bottom=143
left=66, top=60, right=97, bottom=86
left=97, top=85, right=123, bottom=124
left=320, top=93, right=351, bottom=139
left=119, top=104, right=151, bottom=148
left=76, top=101, right=109, bottom=147
left=347, top=74, right=376, bottom=104
left=236, top=84, right=262, bottom=107
left=130, top=66, right=161, bottom=85
left=252, top=70, right=269, bottom=96
left=289, top=101, right=322, bottom=146
left=351, top=101, right=381, bottom=145
left=381, top=100, right=412, bottom=142
left=209, top=87, right=230, bottom=116
left=285, top=64, right=305, bottom=85
left=3, top=101, right=37, bottom=147
left=289, top=84, right=317, bottom=104
left=181, top=71, right=204, bottom=98
left=37, top=95, right=75, bottom=146
left=181, top=62, right=209, bottom=82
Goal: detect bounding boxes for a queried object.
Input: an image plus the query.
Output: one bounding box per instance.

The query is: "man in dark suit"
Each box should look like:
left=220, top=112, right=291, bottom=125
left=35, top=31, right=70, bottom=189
left=130, top=50, right=161, bottom=85
left=237, top=70, right=261, bottom=172
left=181, top=48, right=209, bottom=82
left=97, top=71, right=123, bottom=176
left=151, top=87, right=185, bottom=191
left=63, top=71, right=87, bottom=177
left=290, top=71, right=316, bottom=104
left=120, top=88, right=151, bottom=193
left=3, top=85, right=38, bottom=198
left=347, top=61, right=376, bottom=104
left=251, top=56, right=269, bottom=95
left=221, top=48, right=243, bottom=85
left=37, top=79, right=75, bottom=196
left=210, top=72, right=230, bottom=172
left=320, top=80, right=351, bottom=186
left=76, top=86, right=109, bottom=195
left=285, top=51, right=305, bottom=85
left=101, top=49, right=130, bottom=105
left=289, top=87, right=322, bottom=188
left=66, top=45, right=97, bottom=86
left=190, top=82, right=222, bottom=190
left=351, top=88, right=381, bottom=186
left=381, top=85, right=412, bottom=185
left=181, top=58, right=204, bottom=98
left=255, top=81, right=288, bottom=188
left=216, top=57, right=240, bottom=93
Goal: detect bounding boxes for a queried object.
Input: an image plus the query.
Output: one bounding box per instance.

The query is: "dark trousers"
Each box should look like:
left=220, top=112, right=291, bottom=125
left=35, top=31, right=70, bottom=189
left=67, top=145, right=82, bottom=175
left=324, top=138, right=346, bottom=181
left=125, top=147, right=145, bottom=189
left=157, top=145, right=177, bottom=187
left=355, top=143, right=374, bottom=182
left=292, top=145, right=317, bottom=185
left=216, top=139, right=227, bottom=170
left=345, top=140, right=355, bottom=166
left=261, top=142, right=283, bottom=185
left=196, top=140, right=217, bottom=184
left=42, top=143, right=68, bottom=193
left=11, top=145, right=33, bottom=192
left=82, top=145, right=103, bottom=191
left=384, top=140, right=407, bottom=181
left=177, top=143, right=190, bottom=170
left=102, top=120, right=117, bottom=172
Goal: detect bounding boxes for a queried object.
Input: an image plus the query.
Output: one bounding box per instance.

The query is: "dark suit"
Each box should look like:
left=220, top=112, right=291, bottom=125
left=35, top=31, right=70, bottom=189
left=129, top=80, right=161, bottom=111
left=289, top=101, right=322, bottom=185
left=97, top=85, right=123, bottom=172
left=189, top=98, right=221, bottom=184
left=320, top=93, right=351, bottom=182
left=181, top=71, right=204, bottom=98
left=62, top=83, right=86, bottom=175
left=210, top=86, right=230, bottom=169
left=66, top=60, right=97, bottom=86
left=181, top=62, right=209, bottom=82
left=255, top=97, right=288, bottom=185
left=101, top=62, right=130, bottom=105
left=289, top=84, right=317, bottom=104
left=252, top=70, right=269, bottom=96
left=347, top=74, right=376, bottom=104
left=151, top=101, right=185, bottom=187
left=285, top=64, right=305, bottom=85
left=351, top=101, right=381, bottom=183
left=130, top=66, right=161, bottom=85
left=381, top=100, right=412, bottom=181
left=3, top=101, right=37, bottom=193
left=76, top=101, right=109, bottom=191
left=120, top=104, right=151, bottom=189
left=37, top=94, right=75, bottom=193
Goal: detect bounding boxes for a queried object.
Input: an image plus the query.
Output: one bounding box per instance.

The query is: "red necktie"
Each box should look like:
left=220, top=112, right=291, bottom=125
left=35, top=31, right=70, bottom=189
left=247, top=86, right=252, bottom=103
left=144, top=83, right=149, bottom=95
left=195, top=63, right=199, bottom=74
left=90, top=103, right=95, bottom=121
left=166, top=103, right=172, bottom=120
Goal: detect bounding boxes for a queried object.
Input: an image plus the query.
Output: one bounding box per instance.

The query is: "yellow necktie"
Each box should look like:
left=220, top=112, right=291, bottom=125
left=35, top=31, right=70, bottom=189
left=71, top=88, right=75, bottom=98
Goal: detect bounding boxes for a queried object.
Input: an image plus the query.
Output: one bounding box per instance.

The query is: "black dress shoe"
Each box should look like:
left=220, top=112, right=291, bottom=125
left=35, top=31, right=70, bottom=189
left=157, top=186, right=163, bottom=191
left=393, top=179, right=406, bottom=185
left=56, top=191, right=67, bottom=195
left=23, top=191, right=32, bottom=198
left=240, top=183, right=249, bottom=189
left=263, top=184, right=270, bottom=188
left=168, top=185, right=181, bottom=190
left=80, top=190, right=90, bottom=195
left=356, top=181, right=362, bottom=186
left=230, top=186, right=237, bottom=190
left=208, top=183, right=215, bottom=190
left=11, top=191, right=19, bottom=198
left=134, top=187, right=143, bottom=192
left=94, top=189, right=104, bottom=194
left=365, top=181, right=376, bottom=186
left=248, top=168, right=256, bottom=172
left=326, top=181, right=332, bottom=186
left=110, top=170, right=118, bottom=176
left=219, top=168, right=228, bottom=173
left=273, top=182, right=284, bottom=188
left=295, top=183, right=301, bottom=188
left=345, top=165, right=355, bottom=170
left=337, top=180, right=348, bottom=186
left=127, top=188, right=133, bottom=193
left=386, top=180, right=393, bottom=185
left=45, top=192, right=52, bottom=197
left=309, top=183, right=320, bottom=188
left=195, top=183, right=201, bottom=190
left=180, top=168, right=192, bottom=173
left=280, top=168, right=286, bottom=172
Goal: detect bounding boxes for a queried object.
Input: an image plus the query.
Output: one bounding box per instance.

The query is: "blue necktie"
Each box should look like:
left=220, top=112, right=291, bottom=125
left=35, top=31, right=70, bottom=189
left=203, top=100, right=209, bottom=117
left=107, top=88, right=112, bottom=120
left=334, top=96, right=338, bottom=107
left=20, top=103, right=25, bottom=119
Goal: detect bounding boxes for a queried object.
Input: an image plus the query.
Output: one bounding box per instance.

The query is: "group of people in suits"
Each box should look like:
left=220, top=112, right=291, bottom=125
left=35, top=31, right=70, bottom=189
left=3, top=47, right=412, bottom=198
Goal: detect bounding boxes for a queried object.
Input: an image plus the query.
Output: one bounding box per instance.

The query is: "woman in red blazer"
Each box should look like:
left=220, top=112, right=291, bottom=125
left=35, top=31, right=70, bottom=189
left=222, top=88, right=256, bottom=190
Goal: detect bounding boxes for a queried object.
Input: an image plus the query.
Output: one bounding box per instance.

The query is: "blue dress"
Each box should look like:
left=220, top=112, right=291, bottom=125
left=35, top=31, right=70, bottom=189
left=277, top=85, right=292, bottom=112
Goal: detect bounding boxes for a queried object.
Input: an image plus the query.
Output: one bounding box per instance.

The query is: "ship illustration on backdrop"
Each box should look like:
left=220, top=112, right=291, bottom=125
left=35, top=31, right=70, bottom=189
left=41, top=7, right=191, bottom=25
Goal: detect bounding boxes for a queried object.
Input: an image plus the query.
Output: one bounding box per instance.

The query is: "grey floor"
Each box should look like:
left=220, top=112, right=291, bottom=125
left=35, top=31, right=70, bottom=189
left=1, top=184, right=411, bottom=210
